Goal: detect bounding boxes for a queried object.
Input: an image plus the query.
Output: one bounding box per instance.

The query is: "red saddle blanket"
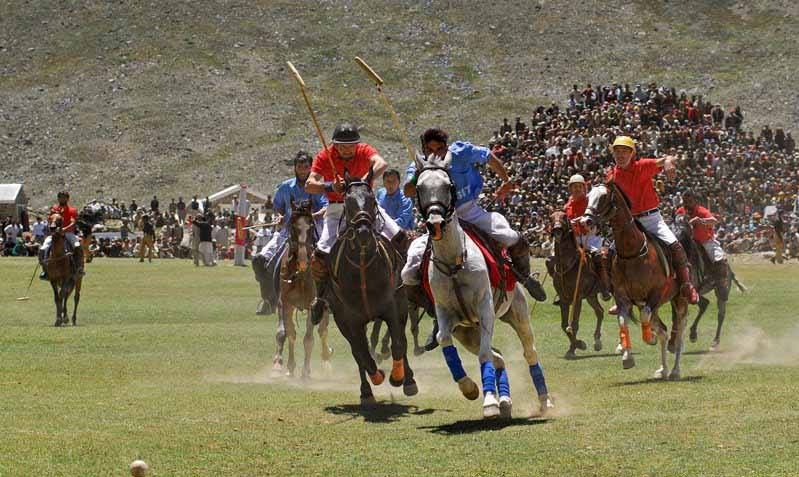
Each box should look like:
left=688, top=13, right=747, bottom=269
left=421, top=229, right=517, bottom=304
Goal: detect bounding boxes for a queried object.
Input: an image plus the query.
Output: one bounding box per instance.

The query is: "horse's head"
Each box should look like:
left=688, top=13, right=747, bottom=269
left=674, top=212, right=691, bottom=238
left=343, top=166, right=377, bottom=244
left=414, top=152, right=456, bottom=241
left=584, top=183, right=615, bottom=226
left=288, top=199, right=314, bottom=271
left=549, top=210, right=570, bottom=242
left=49, top=214, right=64, bottom=237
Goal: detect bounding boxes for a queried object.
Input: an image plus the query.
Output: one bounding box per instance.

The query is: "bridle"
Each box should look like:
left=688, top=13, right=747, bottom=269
left=415, top=166, right=457, bottom=234
left=586, top=184, right=648, bottom=260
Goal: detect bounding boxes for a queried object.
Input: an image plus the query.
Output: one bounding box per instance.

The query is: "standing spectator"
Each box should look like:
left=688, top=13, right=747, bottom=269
left=254, top=225, right=273, bottom=254
left=139, top=215, right=156, bottom=263
left=177, top=196, right=187, bottom=223
left=150, top=195, right=160, bottom=214
left=31, top=216, right=47, bottom=243
left=214, top=219, right=230, bottom=260
left=194, top=213, right=216, bottom=266
left=130, top=199, right=138, bottom=213
left=168, top=198, right=177, bottom=218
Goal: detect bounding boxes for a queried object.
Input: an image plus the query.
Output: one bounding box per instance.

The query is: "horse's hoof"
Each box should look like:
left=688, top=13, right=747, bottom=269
left=539, top=395, right=555, bottom=416
left=653, top=367, right=668, bottom=380
left=389, top=376, right=404, bottom=387
left=594, top=339, right=603, bottom=352
left=689, top=329, right=698, bottom=343
left=457, top=376, right=479, bottom=401
left=369, top=369, right=385, bottom=386
left=413, top=346, right=425, bottom=357
left=564, top=349, right=577, bottom=360
left=360, top=396, right=378, bottom=408
left=709, top=340, right=720, bottom=352
left=668, top=370, right=681, bottom=381
left=285, top=369, right=295, bottom=378
left=499, top=396, right=512, bottom=419
left=403, top=381, right=419, bottom=397
left=576, top=340, right=588, bottom=351
left=622, top=351, right=635, bottom=369
left=483, top=393, right=500, bottom=419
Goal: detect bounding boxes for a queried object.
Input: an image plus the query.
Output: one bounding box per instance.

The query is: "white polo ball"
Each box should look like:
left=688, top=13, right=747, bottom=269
left=130, top=459, right=149, bottom=477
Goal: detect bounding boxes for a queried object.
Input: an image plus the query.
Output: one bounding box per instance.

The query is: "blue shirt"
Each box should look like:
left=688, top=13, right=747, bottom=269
left=376, top=188, right=415, bottom=231
left=405, top=141, right=490, bottom=207
left=273, top=177, right=328, bottom=232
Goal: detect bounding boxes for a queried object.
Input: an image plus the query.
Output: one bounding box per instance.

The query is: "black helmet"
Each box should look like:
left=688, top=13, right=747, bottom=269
left=332, top=123, right=360, bottom=144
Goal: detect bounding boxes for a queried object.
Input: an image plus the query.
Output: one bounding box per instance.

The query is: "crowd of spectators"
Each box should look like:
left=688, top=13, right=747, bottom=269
left=479, top=82, right=799, bottom=258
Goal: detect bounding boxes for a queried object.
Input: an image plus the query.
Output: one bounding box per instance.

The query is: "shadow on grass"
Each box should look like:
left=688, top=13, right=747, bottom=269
left=609, top=375, right=705, bottom=387
left=419, top=417, right=549, bottom=435
left=682, top=349, right=713, bottom=356
left=567, top=352, right=623, bottom=361
left=324, top=402, right=446, bottom=424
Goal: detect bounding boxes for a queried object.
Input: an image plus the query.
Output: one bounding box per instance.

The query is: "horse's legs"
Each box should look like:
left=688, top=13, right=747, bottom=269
left=689, top=296, right=710, bottom=343
left=476, top=295, right=500, bottom=419
left=318, top=311, right=333, bottom=368
left=571, top=299, right=587, bottom=351
left=368, top=319, right=382, bottom=361
left=283, top=306, right=297, bottom=377
left=586, top=295, right=604, bottom=351
left=711, top=296, right=727, bottom=351
left=302, top=308, right=315, bottom=379
left=503, top=290, right=553, bottom=414
left=559, top=303, right=578, bottom=358
left=653, top=309, right=670, bottom=380
left=383, top=306, right=409, bottom=388
left=71, top=280, right=81, bottom=326
left=670, top=299, right=688, bottom=380
left=273, top=304, right=287, bottom=371
left=379, top=326, right=392, bottom=361
left=447, top=326, right=479, bottom=401
left=51, top=282, right=61, bottom=327
left=618, top=303, right=635, bottom=369
left=409, top=307, right=425, bottom=356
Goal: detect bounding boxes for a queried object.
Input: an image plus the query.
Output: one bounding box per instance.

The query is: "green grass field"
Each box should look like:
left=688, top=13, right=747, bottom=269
left=1, top=257, right=798, bottom=476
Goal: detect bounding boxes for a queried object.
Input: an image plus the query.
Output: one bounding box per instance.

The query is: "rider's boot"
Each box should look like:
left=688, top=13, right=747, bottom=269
left=593, top=250, right=612, bottom=301
left=310, top=250, right=330, bottom=325
left=508, top=236, right=546, bottom=302
left=38, top=248, right=48, bottom=280
left=670, top=242, right=699, bottom=305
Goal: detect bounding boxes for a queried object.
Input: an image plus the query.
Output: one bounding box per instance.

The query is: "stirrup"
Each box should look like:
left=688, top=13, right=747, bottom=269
left=423, top=332, right=439, bottom=352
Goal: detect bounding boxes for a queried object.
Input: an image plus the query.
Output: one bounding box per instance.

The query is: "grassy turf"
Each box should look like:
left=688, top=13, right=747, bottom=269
left=1, top=257, right=798, bottom=476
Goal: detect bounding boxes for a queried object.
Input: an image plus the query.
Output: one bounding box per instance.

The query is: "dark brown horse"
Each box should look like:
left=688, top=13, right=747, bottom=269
left=273, top=200, right=332, bottom=378
left=584, top=182, right=688, bottom=380
left=46, top=215, right=81, bottom=327
left=547, top=211, right=606, bottom=359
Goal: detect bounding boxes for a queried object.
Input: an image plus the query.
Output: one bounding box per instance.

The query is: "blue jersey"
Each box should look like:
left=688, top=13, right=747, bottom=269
left=406, top=141, right=490, bottom=207
left=273, top=177, right=328, bottom=231
left=376, top=188, right=415, bottom=231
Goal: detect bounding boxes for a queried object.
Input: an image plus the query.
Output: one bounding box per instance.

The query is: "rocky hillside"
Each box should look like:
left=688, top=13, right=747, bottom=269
left=2, top=0, right=798, bottom=208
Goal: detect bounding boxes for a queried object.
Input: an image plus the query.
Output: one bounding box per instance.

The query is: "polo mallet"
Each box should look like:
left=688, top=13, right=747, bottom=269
left=286, top=61, right=339, bottom=179
left=16, top=261, right=40, bottom=301
left=354, top=56, right=417, bottom=164
left=565, top=245, right=586, bottom=338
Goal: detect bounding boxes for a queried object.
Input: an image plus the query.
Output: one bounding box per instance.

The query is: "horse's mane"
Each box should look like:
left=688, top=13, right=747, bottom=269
left=606, top=179, right=633, bottom=211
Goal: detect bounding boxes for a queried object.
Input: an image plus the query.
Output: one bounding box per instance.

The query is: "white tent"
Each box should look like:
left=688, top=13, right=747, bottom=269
left=206, top=184, right=270, bottom=211
left=0, top=184, right=27, bottom=220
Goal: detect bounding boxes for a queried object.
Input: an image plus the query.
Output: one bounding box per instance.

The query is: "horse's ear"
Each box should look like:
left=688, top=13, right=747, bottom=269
left=414, top=153, right=425, bottom=172
left=441, top=151, right=453, bottom=169
left=366, top=165, right=374, bottom=185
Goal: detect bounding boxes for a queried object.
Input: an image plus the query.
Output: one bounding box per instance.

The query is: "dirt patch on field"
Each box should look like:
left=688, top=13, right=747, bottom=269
left=697, top=321, right=799, bottom=369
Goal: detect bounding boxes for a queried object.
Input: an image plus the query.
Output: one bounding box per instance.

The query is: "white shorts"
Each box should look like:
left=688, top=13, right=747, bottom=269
left=576, top=233, right=603, bottom=252
left=401, top=234, right=429, bottom=286
left=701, top=239, right=726, bottom=262
left=198, top=241, right=216, bottom=265
left=456, top=200, right=519, bottom=247
left=316, top=203, right=400, bottom=254
left=42, top=233, right=80, bottom=251
left=258, top=230, right=287, bottom=263
left=636, top=211, right=677, bottom=245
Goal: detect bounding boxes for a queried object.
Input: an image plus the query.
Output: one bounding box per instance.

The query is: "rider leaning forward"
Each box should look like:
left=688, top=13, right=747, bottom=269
left=305, top=123, right=411, bottom=324
left=580, top=136, right=699, bottom=306
left=39, top=191, right=85, bottom=279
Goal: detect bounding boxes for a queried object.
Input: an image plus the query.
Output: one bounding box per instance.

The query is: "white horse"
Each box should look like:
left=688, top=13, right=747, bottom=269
left=408, top=154, right=554, bottom=419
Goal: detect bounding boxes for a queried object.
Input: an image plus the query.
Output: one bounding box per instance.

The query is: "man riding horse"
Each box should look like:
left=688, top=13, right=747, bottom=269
left=563, top=173, right=611, bottom=301
left=676, top=190, right=727, bottom=279
left=253, top=151, right=327, bottom=315
left=39, top=191, right=85, bottom=280
left=305, top=123, right=411, bottom=324
left=580, top=136, right=699, bottom=311
left=402, top=128, right=548, bottom=349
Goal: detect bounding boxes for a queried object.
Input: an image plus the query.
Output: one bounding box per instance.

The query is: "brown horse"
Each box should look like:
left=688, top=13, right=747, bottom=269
left=46, top=215, right=82, bottom=327
left=547, top=211, right=606, bottom=359
left=273, top=200, right=332, bottom=378
left=584, top=182, right=689, bottom=380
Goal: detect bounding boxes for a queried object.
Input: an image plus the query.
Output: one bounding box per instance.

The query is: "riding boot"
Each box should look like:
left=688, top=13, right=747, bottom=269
left=507, top=236, right=547, bottom=302
left=310, top=250, right=330, bottom=325
left=670, top=242, right=699, bottom=304
left=390, top=229, right=411, bottom=256
left=38, top=249, right=48, bottom=280
left=424, top=318, right=439, bottom=352
left=592, top=251, right=612, bottom=301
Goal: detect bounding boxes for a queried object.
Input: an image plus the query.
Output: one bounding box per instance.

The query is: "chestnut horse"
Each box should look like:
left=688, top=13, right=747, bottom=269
left=45, top=215, right=81, bottom=327
left=584, top=182, right=688, bottom=380
left=548, top=211, right=606, bottom=359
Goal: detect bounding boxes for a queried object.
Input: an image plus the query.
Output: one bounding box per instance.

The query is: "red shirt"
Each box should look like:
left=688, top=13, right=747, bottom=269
left=608, top=158, right=661, bottom=215
left=311, top=143, right=378, bottom=202
left=564, top=195, right=589, bottom=235
left=50, top=204, right=77, bottom=232
left=676, top=205, right=715, bottom=242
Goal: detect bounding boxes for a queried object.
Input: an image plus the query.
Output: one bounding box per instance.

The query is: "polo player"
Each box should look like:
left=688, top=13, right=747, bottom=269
left=39, top=191, right=84, bottom=280
left=676, top=190, right=728, bottom=281
left=305, top=123, right=410, bottom=324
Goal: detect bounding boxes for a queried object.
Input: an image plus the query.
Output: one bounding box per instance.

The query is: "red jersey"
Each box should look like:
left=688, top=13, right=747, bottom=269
left=50, top=204, right=77, bottom=232
left=311, top=143, right=378, bottom=202
left=676, top=205, right=715, bottom=242
left=609, top=158, right=661, bottom=215
left=564, top=195, right=589, bottom=235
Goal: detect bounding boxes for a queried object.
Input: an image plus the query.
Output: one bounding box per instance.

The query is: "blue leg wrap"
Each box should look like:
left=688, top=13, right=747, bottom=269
left=496, top=367, right=510, bottom=398
left=442, top=345, right=466, bottom=382
left=529, top=363, right=548, bottom=396
left=480, top=361, right=497, bottom=395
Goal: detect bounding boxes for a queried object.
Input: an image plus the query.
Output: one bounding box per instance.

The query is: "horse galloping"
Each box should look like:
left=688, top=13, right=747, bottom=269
left=584, top=182, right=691, bottom=380
left=547, top=211, right=607, bottom=358
left=322, top=168, right=417, bottom=405
left=273, top=200, right=333, bottom=379
left=411, top=154, right=553, bottom=419
left=45, top=215, right=81, bottom=327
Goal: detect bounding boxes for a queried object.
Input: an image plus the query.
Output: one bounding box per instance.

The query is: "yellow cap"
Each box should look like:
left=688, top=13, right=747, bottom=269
left=610, top=136, right=636, bottom=153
